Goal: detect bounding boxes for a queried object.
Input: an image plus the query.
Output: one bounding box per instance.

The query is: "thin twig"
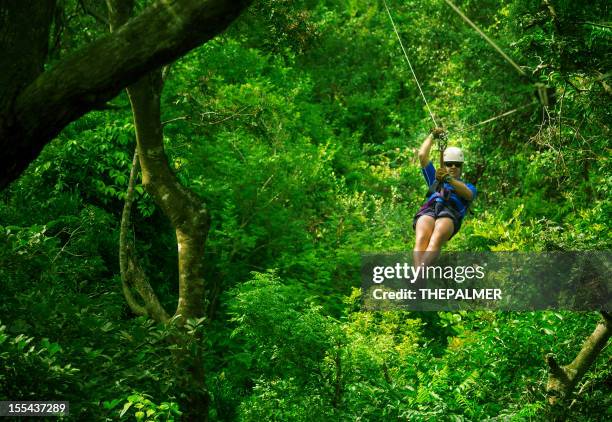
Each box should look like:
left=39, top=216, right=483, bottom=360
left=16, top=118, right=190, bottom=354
left=52, top=225, right=84, bottom=263
left=578, top=21, right=612, bottom=30
left=568, top=380, right=591, bottom=409
left=206, top=106, right=254, bottom=125
left=161, top=116, right=190, bottom=126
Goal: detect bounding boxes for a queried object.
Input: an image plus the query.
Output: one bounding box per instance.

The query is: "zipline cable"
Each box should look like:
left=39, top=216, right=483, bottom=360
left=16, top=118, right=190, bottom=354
left=443, top=1, right=557, bottom=108
left=384, top=1, right=543, bottom=137
left=383, top=0, right=438, bottom=127
left=443, top=0, right=527, bottom=77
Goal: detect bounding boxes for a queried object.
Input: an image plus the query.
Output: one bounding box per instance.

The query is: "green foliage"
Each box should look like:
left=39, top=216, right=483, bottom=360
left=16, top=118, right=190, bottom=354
left=0, top=323, right=79, bottom=400
left=2, top=0, right=610, bottom=420
left=113, top=393, right=181, bottom=421
left=227, top=271, right=339, bottom=382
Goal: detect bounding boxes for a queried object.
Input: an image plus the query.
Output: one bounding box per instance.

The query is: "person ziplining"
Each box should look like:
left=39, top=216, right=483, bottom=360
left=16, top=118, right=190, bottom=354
left=412, top=128, right=477, bottom=267
left=381, top=0, right=553, bottom=264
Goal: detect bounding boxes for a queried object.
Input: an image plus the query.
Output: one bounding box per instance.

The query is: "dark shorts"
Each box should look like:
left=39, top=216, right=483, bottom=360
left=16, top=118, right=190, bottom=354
left=413, top=201, right=462, bottom=238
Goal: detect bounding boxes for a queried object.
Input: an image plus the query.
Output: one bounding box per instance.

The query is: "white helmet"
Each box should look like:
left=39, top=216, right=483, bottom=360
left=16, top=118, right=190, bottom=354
left=443, top=146, right=464, bottom=162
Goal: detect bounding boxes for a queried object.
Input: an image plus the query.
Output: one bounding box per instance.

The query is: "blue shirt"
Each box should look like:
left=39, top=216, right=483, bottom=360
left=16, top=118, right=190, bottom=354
left=421, top=161, right=477, bottom=218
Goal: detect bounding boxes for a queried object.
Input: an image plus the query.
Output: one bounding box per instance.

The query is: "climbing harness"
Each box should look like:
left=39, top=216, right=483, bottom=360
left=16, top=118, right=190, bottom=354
left=436, top=134, right=448, bottom=169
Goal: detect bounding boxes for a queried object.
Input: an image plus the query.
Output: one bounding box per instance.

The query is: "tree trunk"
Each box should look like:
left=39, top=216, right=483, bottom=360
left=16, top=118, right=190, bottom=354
left=107, top=0, right=211, bottom=324
left=125, top=72, right=211, bottom=323
left=0, top=1, right=56, bottom=184
left=0, top=0, right=252, bottom=191
left=120, top=149, right=170, bottom=322
left=0, top=1, right=55, bottom=115
left=109, top=2, right=212, bottom=418
left=546, top=311, right=612, bottom=405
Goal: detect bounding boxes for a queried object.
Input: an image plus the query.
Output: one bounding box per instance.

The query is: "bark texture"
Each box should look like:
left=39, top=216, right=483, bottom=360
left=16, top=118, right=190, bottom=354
left=120, top=149, right=171, bottom=322
left=107, top=0, right=211, bottom=323
left=546, top=311, right=612, bottom=404
left=124, top=71, right=211, bottom=323
left=109, top=2, right=212, bottom=416
left=0, top=0, right=252, bottom=190
left=0, top=1, right=55, bottom=115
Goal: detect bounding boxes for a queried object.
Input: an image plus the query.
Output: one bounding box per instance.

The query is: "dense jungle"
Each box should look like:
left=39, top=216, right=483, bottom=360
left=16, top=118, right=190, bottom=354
left=0, top=0, right=610, bottom=420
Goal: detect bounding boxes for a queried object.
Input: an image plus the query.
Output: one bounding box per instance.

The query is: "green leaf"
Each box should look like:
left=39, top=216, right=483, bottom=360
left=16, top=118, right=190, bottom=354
left=119, top=401, right=133, bottom=418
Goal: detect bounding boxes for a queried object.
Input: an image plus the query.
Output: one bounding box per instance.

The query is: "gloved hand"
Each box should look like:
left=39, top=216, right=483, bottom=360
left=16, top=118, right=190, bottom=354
left=431, top=127, right=446, bottom=139
left=435, top=168, right=452, bottom=183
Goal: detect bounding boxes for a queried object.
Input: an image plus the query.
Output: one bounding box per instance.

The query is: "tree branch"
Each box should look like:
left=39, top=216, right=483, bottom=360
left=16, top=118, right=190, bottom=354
left=546, top=311, right=612, bottom=404
left=577, top=21, right=612, bottom=30
left=161, top=115, right=190, bottom=126
left=595, top=72, right=612, bottom=97
left=0, top=0, right=253, bottom=190
left=542, top=0, right=562, bottom=33
left=119, top=148, right=170, bottom=322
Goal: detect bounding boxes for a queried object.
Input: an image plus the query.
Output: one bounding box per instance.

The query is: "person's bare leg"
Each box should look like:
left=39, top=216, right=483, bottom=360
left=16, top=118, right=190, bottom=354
left=422, top=218, right=454, bottom=266
left=413, top=215, right=435, bottom=267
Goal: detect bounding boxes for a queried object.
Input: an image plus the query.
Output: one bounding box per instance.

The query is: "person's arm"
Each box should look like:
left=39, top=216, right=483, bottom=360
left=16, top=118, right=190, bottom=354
left=417, top=133, right=434, bottom=168
left=418, top=128, right=445, bottom=168
left=447, top=178, right=474, bottom=201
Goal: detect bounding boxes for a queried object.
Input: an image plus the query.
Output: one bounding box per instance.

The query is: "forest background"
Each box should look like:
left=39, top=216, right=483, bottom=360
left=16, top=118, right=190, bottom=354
left=0, top=0, right=610, bottom=420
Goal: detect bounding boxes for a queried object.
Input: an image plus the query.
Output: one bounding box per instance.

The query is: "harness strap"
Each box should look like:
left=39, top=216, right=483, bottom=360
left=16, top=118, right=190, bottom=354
left=424, top=182, right=468, bottom=216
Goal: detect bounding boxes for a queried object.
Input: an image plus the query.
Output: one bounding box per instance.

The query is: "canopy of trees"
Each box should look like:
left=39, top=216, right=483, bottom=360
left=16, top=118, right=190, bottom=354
left=1, top=0, right=610, bottom=420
